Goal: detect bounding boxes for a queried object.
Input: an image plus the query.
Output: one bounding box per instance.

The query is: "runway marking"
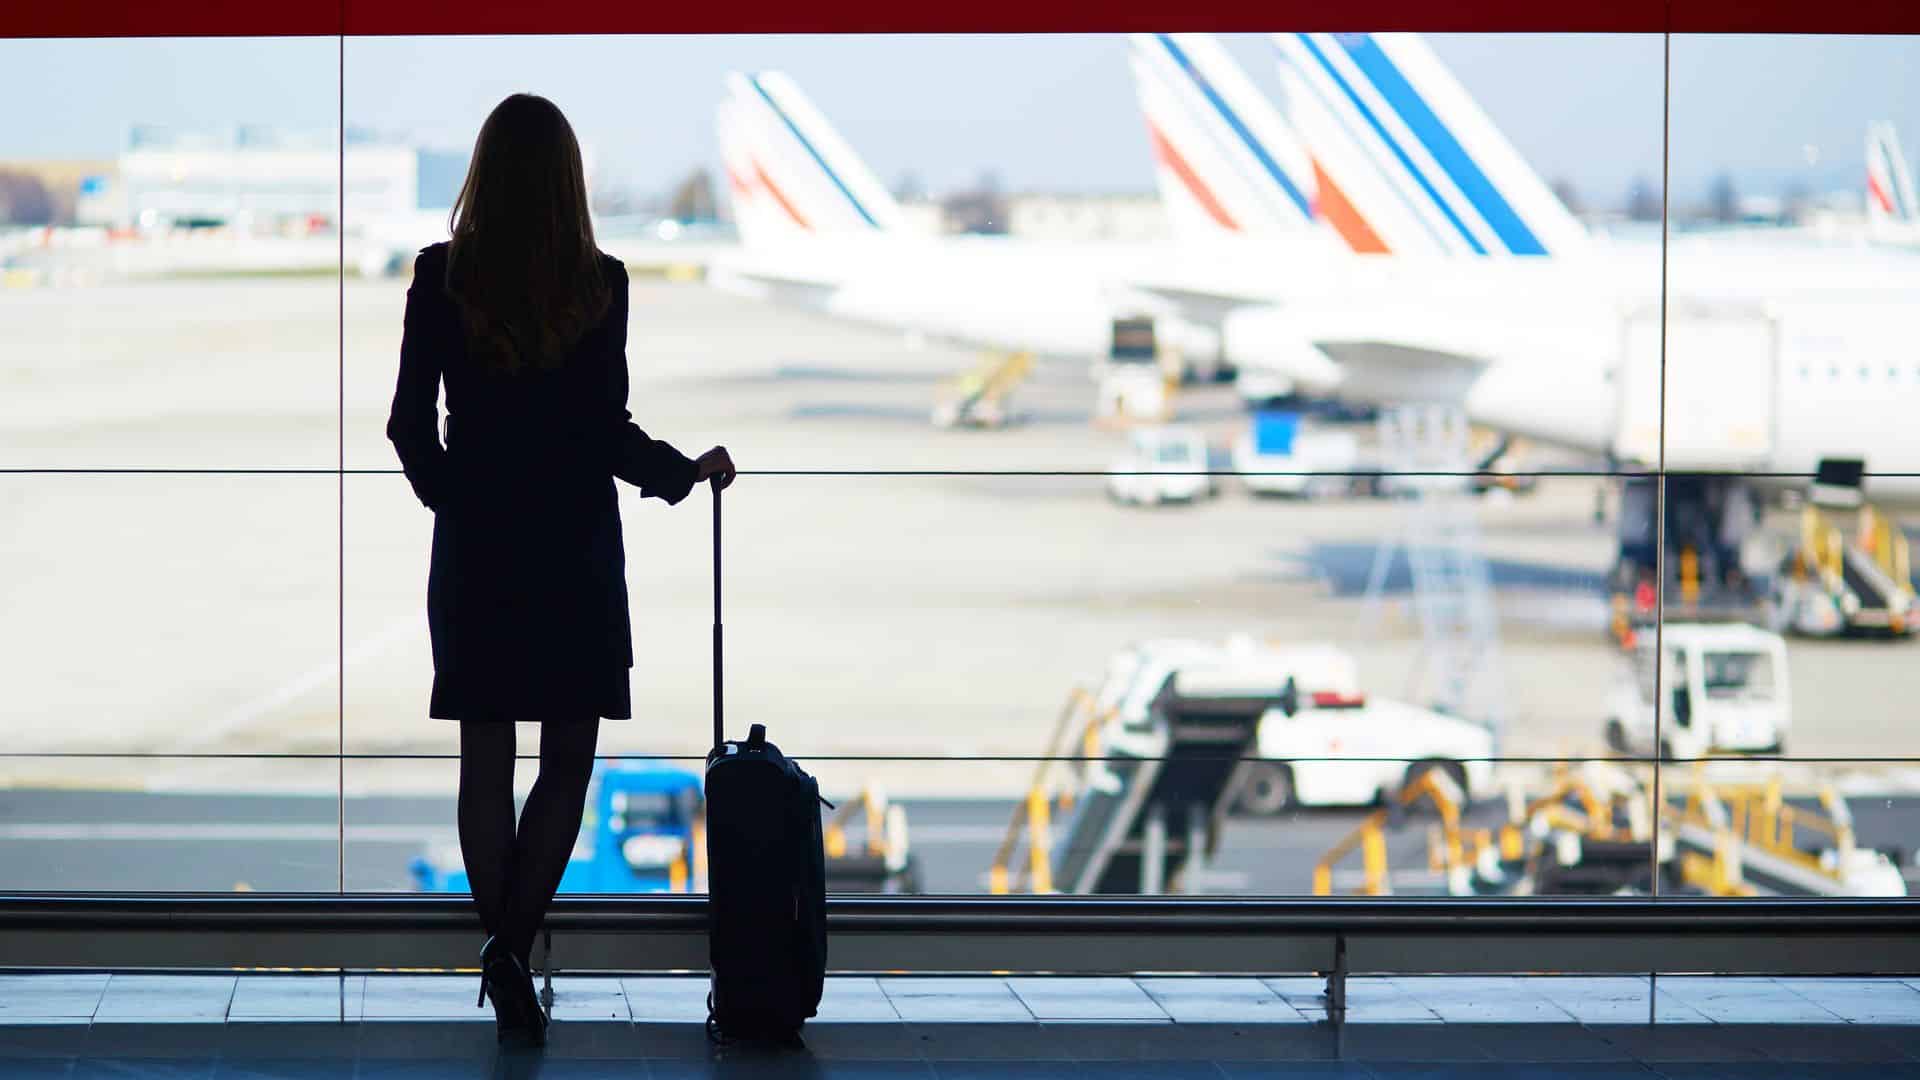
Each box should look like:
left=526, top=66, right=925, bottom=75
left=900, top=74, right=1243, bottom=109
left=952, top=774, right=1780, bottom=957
left=0, top=822, right=454, bottom=843
left=891, top=825, right=1010, bottom=844
left=0, top=820, right=1005, bottom=845
left=170, top=616, right=420, bottom=756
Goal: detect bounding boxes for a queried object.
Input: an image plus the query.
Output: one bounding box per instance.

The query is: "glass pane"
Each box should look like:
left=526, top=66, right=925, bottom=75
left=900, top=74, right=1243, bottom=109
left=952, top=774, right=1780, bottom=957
left=362, top=473, right=1633, bottom=763
left=1651, top=757, right=1915, bottom=897
left=0, top=475, right=338, bottom=757
left=1665, top=34, right=1920, bottom=481
left=341, top=33, right=1135, bottom=474
left=338, top=34, right=1662, bottom=474
left=0, top=37, right=341, bottom=470
left=0, top=756, right=341, bottom=892
left=580, top=474, right=1626, bottom=763
left=342, top=471, right=710, bottom=754
left=1659, top=41, right=1920, bottom=779
left=334, top=31, right=1668, bottom=902
left=1222, top=32, right=1664, bottom=478
left=350, top=456, right=1677, bottom=901
left=343, top=471, right=437, bottom=753
left=343, top=753, right=1669, bottom=898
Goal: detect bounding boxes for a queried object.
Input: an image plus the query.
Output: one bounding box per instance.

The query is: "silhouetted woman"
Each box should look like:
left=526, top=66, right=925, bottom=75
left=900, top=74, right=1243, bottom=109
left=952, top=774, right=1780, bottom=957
left=387, top=93, right=735, bottom=1047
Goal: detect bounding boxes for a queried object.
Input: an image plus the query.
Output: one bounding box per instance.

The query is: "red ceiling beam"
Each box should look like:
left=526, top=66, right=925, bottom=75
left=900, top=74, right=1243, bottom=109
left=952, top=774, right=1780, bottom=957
left=336, top=0, right=1672, bottom=36
left=6, top=0, right=1920, bottom=39
left=7, top=0, right=331, bottom=39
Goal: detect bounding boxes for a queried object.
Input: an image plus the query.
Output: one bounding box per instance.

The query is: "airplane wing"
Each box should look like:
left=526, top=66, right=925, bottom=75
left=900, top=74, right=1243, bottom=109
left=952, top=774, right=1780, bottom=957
left=704, top=254, right=845, bottom=311
left=1131, top=274, right=1281, bottom=326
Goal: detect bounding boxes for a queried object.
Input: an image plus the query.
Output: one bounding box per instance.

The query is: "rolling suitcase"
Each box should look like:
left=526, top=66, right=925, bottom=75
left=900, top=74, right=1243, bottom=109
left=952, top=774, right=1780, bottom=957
left=702, top=484, right=828, bottom=1043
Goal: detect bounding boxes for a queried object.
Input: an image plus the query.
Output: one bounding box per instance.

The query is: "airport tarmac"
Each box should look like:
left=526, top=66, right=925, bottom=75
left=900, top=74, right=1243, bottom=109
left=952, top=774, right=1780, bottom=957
left=6, top=273, right=1920, bottom=808
left=6, top=787, right=1920, bottom=896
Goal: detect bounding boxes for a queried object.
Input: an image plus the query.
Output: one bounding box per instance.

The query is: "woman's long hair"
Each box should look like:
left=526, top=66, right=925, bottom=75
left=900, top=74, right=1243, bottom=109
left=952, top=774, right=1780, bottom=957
left=446, top=94, right=609, bottom=373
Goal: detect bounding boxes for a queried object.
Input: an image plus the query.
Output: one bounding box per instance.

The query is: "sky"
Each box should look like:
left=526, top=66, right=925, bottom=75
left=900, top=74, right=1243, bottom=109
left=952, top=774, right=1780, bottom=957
left=4, top=33, right=1920, bottom=205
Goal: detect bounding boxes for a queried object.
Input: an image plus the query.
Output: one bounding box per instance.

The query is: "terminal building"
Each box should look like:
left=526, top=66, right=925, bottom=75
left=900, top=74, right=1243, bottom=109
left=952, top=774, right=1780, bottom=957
left=1005, top=191, right=1169, bottom=243
left=79, top=126, right=467, bottom=231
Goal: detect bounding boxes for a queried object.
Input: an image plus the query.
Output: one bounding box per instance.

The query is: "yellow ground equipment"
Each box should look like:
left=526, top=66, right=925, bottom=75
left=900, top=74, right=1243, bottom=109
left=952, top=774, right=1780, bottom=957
left=933, top=351, right=1032, bottom=428
left=1662, top=768, right=1903, bottom=896
left=988, top=688, right=1106, bottom=894
left=1777, top=500, right=1917, bottom=636
left=1312, top=766, right=1470, bottom=896
left=1311, top=762, right=1661, bottom=897
left=1501, top=763, right=1656, bottom=896
left=821, top=785, right=921, bottom=893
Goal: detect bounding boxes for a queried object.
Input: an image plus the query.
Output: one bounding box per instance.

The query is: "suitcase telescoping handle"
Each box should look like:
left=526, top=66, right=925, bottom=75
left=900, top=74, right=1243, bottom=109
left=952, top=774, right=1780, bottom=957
left=712, top=479, right=724, bottom=753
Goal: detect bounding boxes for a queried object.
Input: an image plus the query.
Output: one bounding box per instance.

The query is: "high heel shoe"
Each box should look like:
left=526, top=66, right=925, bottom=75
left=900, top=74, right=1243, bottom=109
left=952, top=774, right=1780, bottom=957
left=477, top=968, right=512, bottom=1043
left=478, top=936, right=548, bottom=1047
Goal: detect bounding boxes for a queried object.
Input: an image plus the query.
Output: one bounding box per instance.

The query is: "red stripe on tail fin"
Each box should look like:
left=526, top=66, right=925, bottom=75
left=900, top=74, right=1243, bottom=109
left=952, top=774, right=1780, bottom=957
left=1312, top=157, right=1390, bottom=254
left=1870, top=172, right=1896, bottom=215
left=751, top=157, right=812, bottom=231
left=1148, top=122, right=1239, bottom=232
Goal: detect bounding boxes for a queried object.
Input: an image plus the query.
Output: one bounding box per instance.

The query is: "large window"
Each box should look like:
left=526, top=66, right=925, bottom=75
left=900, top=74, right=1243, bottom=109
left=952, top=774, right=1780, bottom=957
left=4, top=31, right=1915, bottom=902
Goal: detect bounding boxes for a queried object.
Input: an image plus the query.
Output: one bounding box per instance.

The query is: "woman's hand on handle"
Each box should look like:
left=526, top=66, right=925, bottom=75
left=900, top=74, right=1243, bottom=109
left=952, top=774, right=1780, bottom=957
left=694, top=446, right=737, bottom=491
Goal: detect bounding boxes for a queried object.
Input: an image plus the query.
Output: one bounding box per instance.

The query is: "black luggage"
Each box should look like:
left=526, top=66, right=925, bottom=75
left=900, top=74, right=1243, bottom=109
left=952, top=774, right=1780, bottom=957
left=702, top=485, right=828, bottom=1043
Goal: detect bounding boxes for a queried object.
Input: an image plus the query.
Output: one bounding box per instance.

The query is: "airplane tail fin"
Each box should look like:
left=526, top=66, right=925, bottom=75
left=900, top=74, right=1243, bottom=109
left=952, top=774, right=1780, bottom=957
left=718, top=96, right=807, bottom=248
left=1867, top=121, right=1918, bottom=227
left=1272, top=32, right=1587, bottom=257
left=1126, top=33, right=1320, bottom=243
left=719, top=70, right=902, bottom=246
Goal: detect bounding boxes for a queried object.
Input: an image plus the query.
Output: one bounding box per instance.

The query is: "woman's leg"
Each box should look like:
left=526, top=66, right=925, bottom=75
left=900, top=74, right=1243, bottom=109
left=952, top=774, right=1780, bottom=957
left=504, top=717, right=601, bottom=965
left=456, top=720, right=518, bottom=945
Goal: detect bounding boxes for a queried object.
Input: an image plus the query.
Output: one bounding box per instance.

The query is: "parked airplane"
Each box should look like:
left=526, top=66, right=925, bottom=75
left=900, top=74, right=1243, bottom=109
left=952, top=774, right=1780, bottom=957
left=1867, top=121, right=1920, bottom=245
left=708, top=69, right=1229, bottom=396
left=1133, top=32, right=1920, bottom=506
left=717, top=72, right=904, bottom=246
left=1127, top=32, right=1324, bottom=247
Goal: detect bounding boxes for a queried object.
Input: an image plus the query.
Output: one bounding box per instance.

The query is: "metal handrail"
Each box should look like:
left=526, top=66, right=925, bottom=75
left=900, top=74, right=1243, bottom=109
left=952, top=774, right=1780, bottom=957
left=1861, top=502, right=1912, bottom=591
left=6, top=893, right=1920, bottom=932
left=988, top=687, right=1101, bottom=894
left=1801, top=504, right=1849, bottom=593
left=10, top=893, right=1920, bottom=1008
left=1311, top=767, right=1467, bottom=897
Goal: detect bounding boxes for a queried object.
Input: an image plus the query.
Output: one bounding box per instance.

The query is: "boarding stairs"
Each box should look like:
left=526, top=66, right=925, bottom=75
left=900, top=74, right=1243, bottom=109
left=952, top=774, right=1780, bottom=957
left=932, top=350, right=1032, bottom=428
left=1779, top=500, right=1917, bottom=635
left=1313, top=762, right=1905, bottom=899
left=1662, top=770, right=1906, bottom=897
left=989, top=678, right=1275, bottom=896
left=1359, top=405, right=1508, bottom=740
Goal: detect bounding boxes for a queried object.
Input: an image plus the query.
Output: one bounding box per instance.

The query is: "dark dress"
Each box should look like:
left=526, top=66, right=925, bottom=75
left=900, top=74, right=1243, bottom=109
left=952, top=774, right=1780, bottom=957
left=386, top=242, right=698, bottom=722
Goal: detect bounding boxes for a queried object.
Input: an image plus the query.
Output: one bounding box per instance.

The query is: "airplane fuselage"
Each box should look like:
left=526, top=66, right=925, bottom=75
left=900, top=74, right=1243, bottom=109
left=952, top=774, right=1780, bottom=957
left=709, top=234, right=1214, bottom=362
left=1197, top=237, right=1920, bottom=502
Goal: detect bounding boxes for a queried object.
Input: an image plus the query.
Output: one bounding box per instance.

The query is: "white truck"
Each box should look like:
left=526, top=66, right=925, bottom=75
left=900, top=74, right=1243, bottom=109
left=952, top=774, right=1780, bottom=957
left=1604, top=622, right=1791, bottom=759
left=1232, top=410, right=1361, bottom=499
left=1243, top=691, right=1496, bottom=814
left=1092, top=636, right=1496, bottom=815
left=1106, top=426, right=1213, bottom=506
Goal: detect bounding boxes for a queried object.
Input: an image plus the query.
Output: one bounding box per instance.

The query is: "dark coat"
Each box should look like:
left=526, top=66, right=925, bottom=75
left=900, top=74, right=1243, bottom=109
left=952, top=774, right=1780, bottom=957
left=386, top=242, right=697, bottom=722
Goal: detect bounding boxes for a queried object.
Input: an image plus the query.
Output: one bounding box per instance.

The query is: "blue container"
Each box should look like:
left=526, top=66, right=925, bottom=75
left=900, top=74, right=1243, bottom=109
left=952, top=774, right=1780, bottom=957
left=1252, top=411, right=1301, bottom=456
left=411, top=761, right=703, bottom=895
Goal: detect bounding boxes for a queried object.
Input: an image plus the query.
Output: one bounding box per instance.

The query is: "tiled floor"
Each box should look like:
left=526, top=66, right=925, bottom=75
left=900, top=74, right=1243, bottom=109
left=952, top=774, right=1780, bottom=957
left=5, top=974, right=1920, bottom=1077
